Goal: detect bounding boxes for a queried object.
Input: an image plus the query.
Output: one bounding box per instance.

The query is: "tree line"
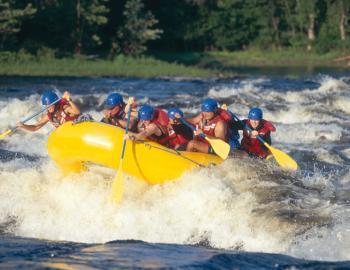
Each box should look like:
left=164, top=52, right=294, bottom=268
left=0, top=0, right=349, bottom=58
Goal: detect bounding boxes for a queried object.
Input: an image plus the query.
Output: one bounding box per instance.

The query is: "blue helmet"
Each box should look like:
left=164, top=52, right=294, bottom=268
left=41, top=91, right=59, bottom=106
left=167, top=108, right=184, bottom=120
left=105, top=93, right=123, bottom=109
left=138, top=105, right=154, bottom=121
left=201, top=98, right=218, bottom=112
left=248, top=107, right=263, bottom=120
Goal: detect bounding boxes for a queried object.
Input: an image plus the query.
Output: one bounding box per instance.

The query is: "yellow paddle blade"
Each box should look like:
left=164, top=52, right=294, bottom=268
left=264, top=143, right=298, bottom=171
left=0, top=129, right=12, bottom=140
left=205, top=136, right=230, bottom=160
left=110, top=163, right=124, bottom=203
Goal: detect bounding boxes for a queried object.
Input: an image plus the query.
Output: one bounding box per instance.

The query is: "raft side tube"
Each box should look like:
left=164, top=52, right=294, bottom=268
left=47, top=122, right=222, bottom=184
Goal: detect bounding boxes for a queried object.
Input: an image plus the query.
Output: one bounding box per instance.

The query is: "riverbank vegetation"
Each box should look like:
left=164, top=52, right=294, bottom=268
left=0, top=51, right=215, bottom=77
left=0, top=0, right=349, bottom=77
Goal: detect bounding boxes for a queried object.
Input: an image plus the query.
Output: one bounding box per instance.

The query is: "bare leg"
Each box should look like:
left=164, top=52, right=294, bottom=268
left=230, top=149, right=249, bottom=158
left=186, top=140, right=210, bottom=153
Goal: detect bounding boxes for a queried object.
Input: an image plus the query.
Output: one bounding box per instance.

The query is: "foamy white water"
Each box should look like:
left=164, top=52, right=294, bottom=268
left=0, top=75, right=349, bottom=262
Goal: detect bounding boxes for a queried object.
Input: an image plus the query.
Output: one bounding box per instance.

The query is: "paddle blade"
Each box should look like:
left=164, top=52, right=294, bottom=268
left=110, top=163, right=124, bottom=203
left=0, top=129, right=12, bottom=140
left=205, top=136, right=230, bottom=160
left=264, top=143, right=298, bottom=171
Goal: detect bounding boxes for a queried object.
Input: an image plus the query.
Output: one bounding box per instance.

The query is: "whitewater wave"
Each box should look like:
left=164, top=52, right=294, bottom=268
left=0, top=75, right=349, bottom=262
left=0, top=155, right=348, bottom=261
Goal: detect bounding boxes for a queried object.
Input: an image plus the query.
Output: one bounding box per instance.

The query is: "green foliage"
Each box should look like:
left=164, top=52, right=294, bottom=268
left=0, top=0, right=36, bottom=34
left=314, top=0, right=349, bottom=53
left=74, top=0, right=109, bottom=53
left=36, top=46, right=56, bottom=60
left=116, top=0, right=162, bottom=56
left=0, top=0, right=36, bottom=49
left=0, top=0, right=349, bottom=59
left=0, top=48, right=35, bottom=62
left=0, top=53, right=215, bottom=77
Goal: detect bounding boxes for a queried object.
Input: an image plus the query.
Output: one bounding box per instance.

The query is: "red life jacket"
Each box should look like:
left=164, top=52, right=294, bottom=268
left=196, top=112, right=228, bottom=145
left=152, top=108, right=169, bottom=126
left=241, top=119, right=276, bottom=158
left=217, top=108, right=232, bottom=122
left=158, top=124, right=189, bottom=148
left=138, top=108, right=169, bottom=145
left=47, top=99, right=78, bottom=128
left=199, top=114, right=222, bottom=137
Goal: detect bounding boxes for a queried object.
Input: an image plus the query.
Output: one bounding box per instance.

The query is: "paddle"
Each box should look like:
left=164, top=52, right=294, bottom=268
left=110, top=99, right=133, bottom=203
left=230, top=112, right=298, bottom=171
left=180, top=118, right=230, bottom=160
left=0, top=98, right=62, bottom=140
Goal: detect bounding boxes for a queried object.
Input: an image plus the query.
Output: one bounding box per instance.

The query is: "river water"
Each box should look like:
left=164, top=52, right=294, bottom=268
left=0, top=74, right=349, bottom=269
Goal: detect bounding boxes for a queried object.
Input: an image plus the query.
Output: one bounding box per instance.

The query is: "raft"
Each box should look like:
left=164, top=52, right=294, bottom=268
left=47, top=121, right=222, bottom=184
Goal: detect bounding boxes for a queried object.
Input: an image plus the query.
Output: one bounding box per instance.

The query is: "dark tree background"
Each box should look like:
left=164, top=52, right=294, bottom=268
left=0, top=0, right=349, bottom=56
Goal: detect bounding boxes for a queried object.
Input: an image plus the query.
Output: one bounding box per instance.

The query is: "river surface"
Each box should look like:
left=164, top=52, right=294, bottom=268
left=0, top=74, right=350, bottom=269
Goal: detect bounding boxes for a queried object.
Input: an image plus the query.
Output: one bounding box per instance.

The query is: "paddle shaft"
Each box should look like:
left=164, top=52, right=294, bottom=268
left=2, top=98, right=62, bottom=135
left=22, top=98, right=61, bottom=123
left=120, top=104, right=133, bottom=160
left=110, top=101, right=134, bottom=203
left=180, top=118, right=206, bottom=139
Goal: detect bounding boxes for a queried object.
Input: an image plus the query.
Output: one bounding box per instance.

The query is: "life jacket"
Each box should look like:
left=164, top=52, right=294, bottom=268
left=217, top=108, right=232, bottom=122
left=47, top=99, right=78, bottom=128
left=219, top=108, right=241, bottom=150
left=241, top=119, right=276, bottom=158
left=158, top=123, right=192, bottom=149
left=196, top=112, right=228, bottom=145
left=138, top=108, right=169, bottom=144
left=152, top=108, right=169, bottom=127
left=199, top=114, right=223, bottom=137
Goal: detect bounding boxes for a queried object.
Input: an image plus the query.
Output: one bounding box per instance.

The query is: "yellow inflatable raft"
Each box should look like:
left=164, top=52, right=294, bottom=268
left=47, top=121, right=222, bottom=184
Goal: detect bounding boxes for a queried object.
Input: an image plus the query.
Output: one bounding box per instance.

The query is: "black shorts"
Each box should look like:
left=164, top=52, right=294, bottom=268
left=208, top=146, right=215, bottom=154
left=176, top=144, right=187, bottom=151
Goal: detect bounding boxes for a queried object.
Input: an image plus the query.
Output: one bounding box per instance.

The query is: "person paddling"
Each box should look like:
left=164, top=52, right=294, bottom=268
left=186, top=98, right=228, bottom=154
left=158, top=108, right=193, bottom=150
left=240, top=107, right=276, bottom=159
left=125, top=105, right=169, bottom=145
left=101, top=93, right=137, bottom=130
left=17, top=91, right=80, bottom=132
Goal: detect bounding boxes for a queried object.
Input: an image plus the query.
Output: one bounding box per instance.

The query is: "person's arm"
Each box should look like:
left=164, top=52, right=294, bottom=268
left=214, top=120, right=227, bottom=141
left=186, top=114, right=201, bottom=125
left=263, top=132, right=272, bottom=145
left=185, top=114, right=203, bottom=136
left=265, top=121, right=276, bottom=132
left=259, top=121, right=275, bottom=145
left=124, top=97, right=137, bottom=116
left=115, top=116, right=136, bottom=130
left=17, top=114, right=49, bottom=132
left=127, top=123, right=159, bottom=141
left=102, top=109, right=112, bottom=119
left=116, top=97, right=137, bottom=129
left=62, top=91, right=80, bottom=116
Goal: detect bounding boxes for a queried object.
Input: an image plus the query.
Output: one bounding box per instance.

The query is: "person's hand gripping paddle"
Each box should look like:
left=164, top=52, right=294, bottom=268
left=110, top=97, right=134, bottom=203
left=0, top=98, right=61, bottom=140
left=180, top=119, right=230, bottom=160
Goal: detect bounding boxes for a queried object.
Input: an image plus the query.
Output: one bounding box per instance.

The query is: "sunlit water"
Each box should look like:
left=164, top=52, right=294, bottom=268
left=0, top=74, right=349, bottom=269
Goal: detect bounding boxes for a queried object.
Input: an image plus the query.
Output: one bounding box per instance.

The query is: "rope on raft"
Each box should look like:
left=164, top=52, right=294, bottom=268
left=72, top=120, right=208, bottom=168
left=141, top=141, right=206, bottom=168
